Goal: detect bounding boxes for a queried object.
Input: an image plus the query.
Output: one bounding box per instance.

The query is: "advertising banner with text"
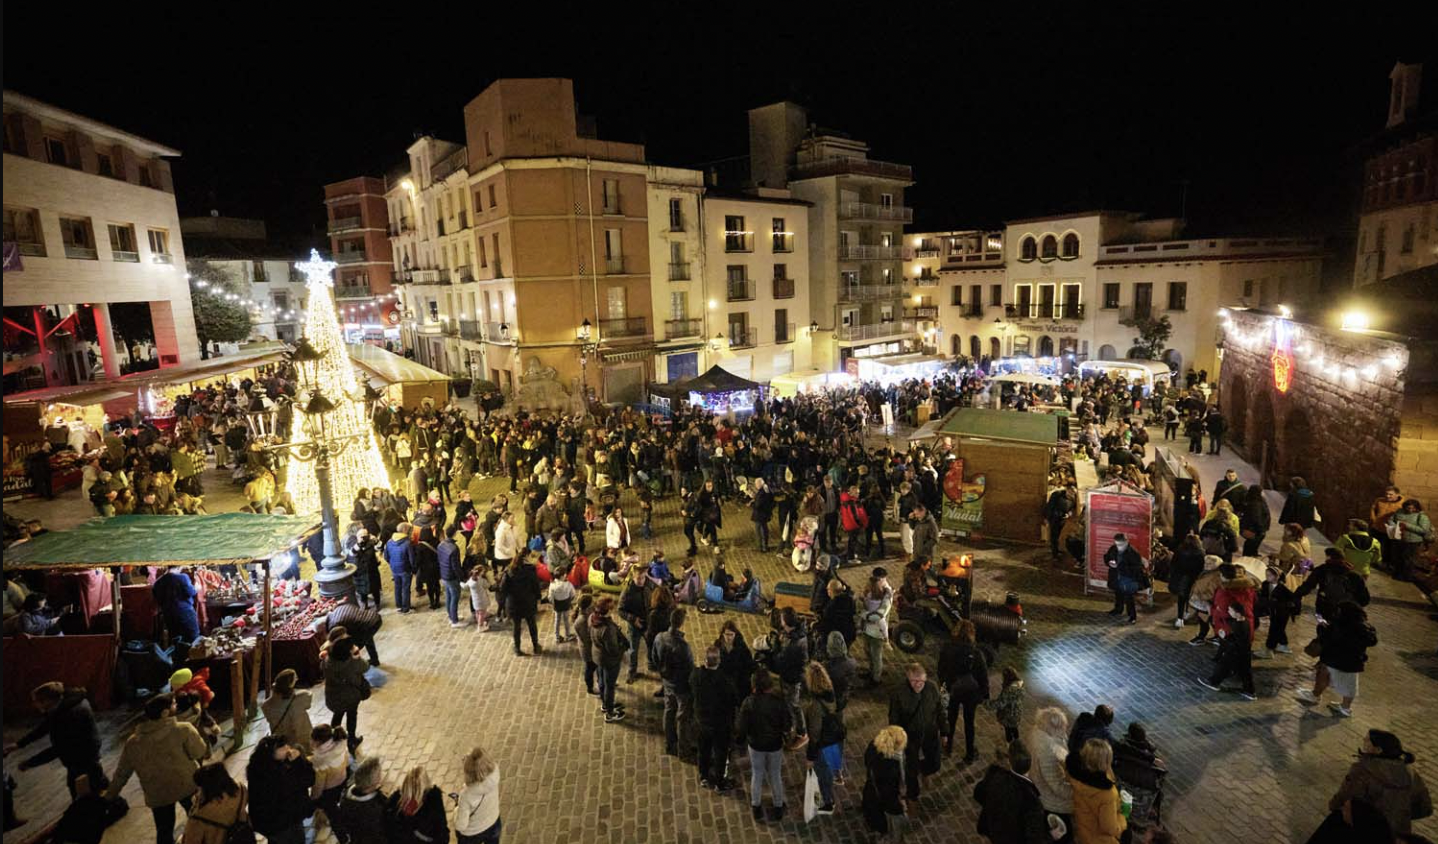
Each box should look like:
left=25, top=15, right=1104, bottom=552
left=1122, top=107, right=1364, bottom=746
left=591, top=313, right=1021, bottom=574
left=1084, top=487, right=1153, bottom=592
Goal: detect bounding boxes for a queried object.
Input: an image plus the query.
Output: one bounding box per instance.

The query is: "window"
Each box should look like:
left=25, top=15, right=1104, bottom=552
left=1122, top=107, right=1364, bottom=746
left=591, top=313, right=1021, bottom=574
left=668, top=198, right=683, bottom=231
left=3, top=207, right=45, bottom=256
left=880, top=193, right=893, bottom=208
left=2, top=115, right=23, bottom=155
left=724, top=215, right=749, bottom=252
left=726, top=265, right=747, bottom=283
left=772, top=218, right=790, bottom=252
left=950, top=285, right=962, bottom=306
left=1020, top=237, right=1037, bottom=261
left=491, top=233, right=501, bottom=272
left=97, top=150, right=115, bottom=178
left=478, top=237, right=487, bottom=268
left=107, top=224, right=138, bottom=261
left=670, top=291, right=688, bottom=321
left=1168, top=281, right=1187, bottom=311
left=775, top=308, right=791, bottom=343
left=604, top=228, right=621, bottom=258
left=144, top=229, right=169, bottom=263
left=1102, top=283, right=1120, bottom=309
left=44, top=135, right=70, bottom=167
left=1401, top=224, right=1415, bottom=253
left=602, top=179, right=620, bottom=214
left=1061, top=233, right=1080, bottom=258
left=971, top=285, right=982, bottom=311
left=990, top=284, right=1002, bottom=306
left=1041, top=235, right=1058, bottom=259
left=60, top=217, right=96, bottom=259
left=488, top=184, right=497, bottom=209
left=484, top=131, right=493, bottom=157
left=773, top=263, right=787, bottom=280
left=880, top=304, right=895, bottom=323
left=1133, top=283, right=1153, bottom=316
left=880, top=232, right=893, bottom=248
left=606, top=286, right=626, bottom=319
left=1243, top=279, right=1254, bottom=298
left=138, top=163, right=154, bottom=188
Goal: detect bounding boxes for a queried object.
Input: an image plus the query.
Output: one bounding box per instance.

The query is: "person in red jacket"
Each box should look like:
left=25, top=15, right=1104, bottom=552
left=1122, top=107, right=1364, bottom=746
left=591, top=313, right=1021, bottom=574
left=839, top=484, right=869, bottom=563
left=1211, top=564, right=1260, bottom=645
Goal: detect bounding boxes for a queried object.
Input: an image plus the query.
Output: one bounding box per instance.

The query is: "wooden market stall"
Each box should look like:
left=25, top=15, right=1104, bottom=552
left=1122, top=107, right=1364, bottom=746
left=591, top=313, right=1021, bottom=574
left=347, top=342, right=451, bottom=410
left=2, top=514, right=319, bottom=744
left=936, top=408, right=1060, bottom=543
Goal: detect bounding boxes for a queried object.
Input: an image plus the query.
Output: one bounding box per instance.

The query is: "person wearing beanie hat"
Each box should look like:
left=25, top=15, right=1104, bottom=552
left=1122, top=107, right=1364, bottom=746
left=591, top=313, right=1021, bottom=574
left=1326, top=730, right=1432, bottom=836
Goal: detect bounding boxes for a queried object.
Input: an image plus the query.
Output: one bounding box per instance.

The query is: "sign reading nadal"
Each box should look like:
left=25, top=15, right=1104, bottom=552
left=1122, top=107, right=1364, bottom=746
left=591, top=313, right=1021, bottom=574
left=1270, top=318, right=1294, bottom=393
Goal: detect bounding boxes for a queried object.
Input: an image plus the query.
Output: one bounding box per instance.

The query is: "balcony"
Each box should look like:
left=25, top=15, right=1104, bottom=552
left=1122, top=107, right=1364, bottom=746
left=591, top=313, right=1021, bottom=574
left=727, top=278, right=755, bottom=302
left=772, top=277, right=796, bottom=299
left=432, top=147, right=468, bottom=181
left=838, top=201, right=915, bottom=222
left=64, top=244, right=98, bottom=260
left=914, top=246, right=941, bottom=258
left=328, top=216, right=362, bottom=234
left=664, top=318, right=703, bottom=340
left=838, top=244, right=908, bottom=261
left=791, top=157, right=913, bottom=182
left=912, top=273, right=940, bottom=287
left=836, top=320, right=917, bottom=342
left=459, top=320, right=483, bottom=341
left=407, top=268, right=447, bottom=284
left=335, top=285, right=372, bottom=301
left=150, top=252, right=173, bottom=264
left=456, top=269, right=475, bottom=284
left=839, top=282, right=906, bottom=302
left=904, top=306, right=939, bottom=320
left=605, top=256, right=626, bottom=274
left=600, top=317, right=647, bottom=338
left=728, top=327, right=758, bottom=349
left=1005, top=304, right=1037, bottom=320
left=441, top=320, right=459, bottom=336
left=334, top=251, right=367, bottom=265
left=775, top=322, right=798, bottom=344
left=668, top=262, right=691, bottom=281
left=112, top=250, right=139, bottom=263
left=946, top=250, right=1005, bottom=265
left=960, top=304, right=984, bottom=319
left=1119, top=304, right=1154, bottom=321
left=1058, top=303, right=1086, bottom=320
left=16, top=241, right=45, bottom=257
left=485, top=322, right=513, bottom=342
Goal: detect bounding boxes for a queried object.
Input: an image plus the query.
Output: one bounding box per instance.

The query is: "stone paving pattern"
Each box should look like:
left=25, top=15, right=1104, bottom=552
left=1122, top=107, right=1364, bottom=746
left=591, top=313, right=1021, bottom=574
left=6, top=438, right=1438, bottom=844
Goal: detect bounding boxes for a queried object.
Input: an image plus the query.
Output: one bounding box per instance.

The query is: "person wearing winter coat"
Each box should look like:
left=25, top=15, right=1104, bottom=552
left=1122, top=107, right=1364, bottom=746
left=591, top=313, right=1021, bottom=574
left=653, top=608, right=696, bottom=757
left=1111, top=723, right=1166, bottom=830
left=974, top=739, right=1051, bottom=844
left=715, top=621, right=756, bottom=699
left=1102, top=533, right=1146, bottom=623
left=987, top=667, right=1026, bottom=744
left=334, top=756, right=387, bottom=844
left=504, top=554, right=543, bottom=657
left=750, top=478, right=775, bottom=553
left=824, top=629, right=858, bottom=712
left=1276, top=522, right=1312, bottom=572
left=1028, top=708, right=1074, bottom=834
left=1257, top=565, right=1301, bottom=659
left=1278, top=476, right=1316, bottom=529
left=245, top=735, right=315, bottom=844
left=384, top=525, right=418, bottom=614
left=492, top=512, right=519, bottom=565
left=861, top=726, right=909, bottom=839
left=1388, top=498, right=1433, bottom=582
left=180, top=764, right=249, bottom=844
left=860, top=570, right=895, bottom=686
left=385, top=765, right=448, bottom=844
left=1238, top=484, right=1271, bottom=558
left=692, top=645, right=741, bottom=790
left=1294, top=548, right=1370, bottom=623
left=105, top=694, right=209, bottom=844
left=839, top=484, right=869, bottom=561
left=1327, top=729, right=1433, bottom=836
left=438, top=527, right=466, bottom=626
left=889, top=662, right=944, bottom=800
left=605, top=508, right=632, bottom=551
left=454, top=747, right=502, bottom=844
left=736, top=668, right=793, bottom=822
left=1183, top=556, right=1226, bottom=644
left=1066, top=739, right=1127, bottom=844
left=909, top=505, right=940, bottom=565
left=260, top=669, right=313, bottom=754
left=309, top=724, right=350, bottom=833
left=590, top=597, right=630, bottom=722
left=803, top=662, right=844, bottom=816
left=938, top=620, right=990, bottom=762
left=1296, top=600, right=1378, bottom=717
left=7, top=682, right=105, bottom=797
left=1334, top=520, right=1382, bottom=579
left=1210, top=564, right=1259, bottom=643
left=1167, top=533, right=1206, bottom=629
left=819, top=578, right=858, bottom=648
left=773, top=608, right=811, bottom=739
left=1212, top=469, right=1245, bottom=512
left=323, top=636, right=369, bottom=752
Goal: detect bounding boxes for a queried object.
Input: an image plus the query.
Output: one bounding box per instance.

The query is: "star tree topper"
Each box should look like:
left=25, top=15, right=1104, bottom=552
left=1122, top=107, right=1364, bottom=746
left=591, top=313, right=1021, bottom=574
left=296, top=249, right=337, bottom=288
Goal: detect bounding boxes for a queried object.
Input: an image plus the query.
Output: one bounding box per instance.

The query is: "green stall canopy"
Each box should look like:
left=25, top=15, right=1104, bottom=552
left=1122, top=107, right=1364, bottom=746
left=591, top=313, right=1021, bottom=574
left=938, top=407, right=1060, bottom=447
left=2, top=513, right=320, bottom=571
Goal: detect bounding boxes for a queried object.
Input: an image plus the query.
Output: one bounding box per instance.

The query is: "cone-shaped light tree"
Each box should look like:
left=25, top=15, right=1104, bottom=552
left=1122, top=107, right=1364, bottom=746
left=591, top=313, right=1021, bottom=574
left=286, top=250, right=390, bottom=515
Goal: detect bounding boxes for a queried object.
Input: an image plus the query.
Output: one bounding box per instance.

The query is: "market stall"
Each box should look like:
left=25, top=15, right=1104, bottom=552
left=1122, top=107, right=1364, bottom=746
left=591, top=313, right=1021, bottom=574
left=2, top=513, right=319, bottom=721
left=347, top=342, right=451, bottom=410
left=673, top=365, right=769, bottom=416
left=854, top=352, right=950, bottom=386
left=1077, top=359, right=1175, bottom=395
left=769, top=369, right=850, bottom=398
left=936, top=408, right=1061, bottom=543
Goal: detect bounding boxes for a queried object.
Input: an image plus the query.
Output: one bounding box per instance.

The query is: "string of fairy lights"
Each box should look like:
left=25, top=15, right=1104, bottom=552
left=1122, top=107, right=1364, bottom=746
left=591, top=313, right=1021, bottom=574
left=187, top=271, right=399, bottom=325
left=1217, top=306, right=1406, bottom=389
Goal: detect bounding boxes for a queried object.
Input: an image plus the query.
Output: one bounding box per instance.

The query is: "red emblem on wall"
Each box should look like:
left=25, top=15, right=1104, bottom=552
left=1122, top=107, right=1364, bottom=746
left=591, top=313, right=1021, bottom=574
left=1271, top=319, right=1294, bottom=393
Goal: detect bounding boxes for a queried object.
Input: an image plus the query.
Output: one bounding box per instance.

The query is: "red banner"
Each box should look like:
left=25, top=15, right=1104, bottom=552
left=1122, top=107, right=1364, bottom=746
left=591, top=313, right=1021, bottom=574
left=1084, top=488, right=1153, bottom=592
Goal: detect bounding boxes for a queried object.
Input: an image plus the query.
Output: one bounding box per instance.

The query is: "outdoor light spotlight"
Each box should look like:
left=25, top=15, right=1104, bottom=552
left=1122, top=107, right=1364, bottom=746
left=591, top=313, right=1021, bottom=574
left=1340, top=311, right=1370, bottom=331
left=708, top=299, right=717, bottom=310
left=1278, top=304, right=1292, bottom=318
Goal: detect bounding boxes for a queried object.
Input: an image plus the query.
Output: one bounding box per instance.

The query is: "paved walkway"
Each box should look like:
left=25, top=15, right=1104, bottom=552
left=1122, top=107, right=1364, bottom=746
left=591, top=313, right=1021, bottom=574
left=5, top=446, right=1437, bottom=844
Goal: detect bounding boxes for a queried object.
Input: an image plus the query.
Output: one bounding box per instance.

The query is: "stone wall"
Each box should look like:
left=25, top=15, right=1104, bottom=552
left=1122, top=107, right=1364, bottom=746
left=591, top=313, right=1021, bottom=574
left=1396, top=387, right=1438, bottom=506
left=1218, top=309, right=1410, bottom=538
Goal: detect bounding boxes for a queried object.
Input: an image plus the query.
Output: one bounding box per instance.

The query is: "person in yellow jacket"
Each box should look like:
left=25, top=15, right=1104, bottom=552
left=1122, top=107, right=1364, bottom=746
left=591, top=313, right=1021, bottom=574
left=1335, top=519, right=1382, bottom=579
left=1066, top=738, right=1128, bottom=844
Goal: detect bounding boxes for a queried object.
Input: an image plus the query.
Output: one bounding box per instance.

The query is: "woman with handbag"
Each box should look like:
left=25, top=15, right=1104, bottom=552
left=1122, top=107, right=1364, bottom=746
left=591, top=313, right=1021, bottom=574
left=938, top=620, right=989, bottom=763
left=181, top=764, right=250, bottom=844
left=260, top=669, right=313, bottom=754
left=1296, top=600, right=1378, bottom=718
left=323, top=635, right=370, bottom=753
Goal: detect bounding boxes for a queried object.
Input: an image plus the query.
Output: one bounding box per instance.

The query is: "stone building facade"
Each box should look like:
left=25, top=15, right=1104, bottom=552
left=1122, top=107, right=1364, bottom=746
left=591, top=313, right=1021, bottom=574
left=1218, top=306, right=1436, bottom=536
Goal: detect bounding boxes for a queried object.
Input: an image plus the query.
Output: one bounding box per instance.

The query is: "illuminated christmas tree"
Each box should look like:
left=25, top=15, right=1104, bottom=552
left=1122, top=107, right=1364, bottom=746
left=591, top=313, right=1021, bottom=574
left=285, top=250, right=390, bottom=515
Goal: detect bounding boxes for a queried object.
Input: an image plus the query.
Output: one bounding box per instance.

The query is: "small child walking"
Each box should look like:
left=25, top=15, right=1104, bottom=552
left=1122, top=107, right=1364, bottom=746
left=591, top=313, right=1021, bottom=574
left=464, top=563, right=493, bottom=631
left=987, top=666, right=1026, bottom=743
left=548, top=569, right=576, bottom=643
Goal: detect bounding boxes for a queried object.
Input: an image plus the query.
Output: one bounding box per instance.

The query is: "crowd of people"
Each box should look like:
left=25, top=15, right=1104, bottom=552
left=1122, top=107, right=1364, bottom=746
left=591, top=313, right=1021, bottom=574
left=4, top=356, right=1437, bottom=844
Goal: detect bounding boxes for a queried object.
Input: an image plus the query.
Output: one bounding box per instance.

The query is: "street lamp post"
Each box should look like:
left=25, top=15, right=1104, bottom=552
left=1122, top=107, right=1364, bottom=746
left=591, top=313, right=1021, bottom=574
left=577, top=318, right=599, bottom=417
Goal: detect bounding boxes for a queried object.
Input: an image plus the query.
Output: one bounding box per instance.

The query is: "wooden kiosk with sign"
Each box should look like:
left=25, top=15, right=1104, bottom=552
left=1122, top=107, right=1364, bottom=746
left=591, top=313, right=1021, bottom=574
left=936, top=408, right=1060, bottom=543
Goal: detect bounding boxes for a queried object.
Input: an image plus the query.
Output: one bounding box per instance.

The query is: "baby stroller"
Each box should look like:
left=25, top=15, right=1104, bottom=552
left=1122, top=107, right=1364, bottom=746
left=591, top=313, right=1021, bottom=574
left=791, top=516, right=820, bottom=572
left=733, top=476, right=754, bottom=506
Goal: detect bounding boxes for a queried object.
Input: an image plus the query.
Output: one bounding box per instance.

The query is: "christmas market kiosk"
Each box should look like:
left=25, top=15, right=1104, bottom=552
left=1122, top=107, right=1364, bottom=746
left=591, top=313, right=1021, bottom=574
left=346, top=342, right=451, bottom=411
left=936, top=408, right=1060, bottom=543
left=3, top=513, right=324, bottom=749
left=673, top=364, right=769, bottom=416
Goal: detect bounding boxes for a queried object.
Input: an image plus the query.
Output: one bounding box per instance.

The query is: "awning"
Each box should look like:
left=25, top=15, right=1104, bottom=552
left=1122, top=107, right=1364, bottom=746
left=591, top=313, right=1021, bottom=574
left=3, top=346, right=289, bottom=408
left=599, top=345, right=659, bottom=363
left=868, top=353, right=948, bottom=368
left=346, top=343, right=451, bottom=386
left=2, top=513, right=320, bottom=571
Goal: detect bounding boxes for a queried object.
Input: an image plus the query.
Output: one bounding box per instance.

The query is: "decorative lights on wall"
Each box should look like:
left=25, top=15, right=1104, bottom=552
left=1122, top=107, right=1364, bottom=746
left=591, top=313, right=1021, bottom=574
left=1217, top=307, right=1405, bottom=391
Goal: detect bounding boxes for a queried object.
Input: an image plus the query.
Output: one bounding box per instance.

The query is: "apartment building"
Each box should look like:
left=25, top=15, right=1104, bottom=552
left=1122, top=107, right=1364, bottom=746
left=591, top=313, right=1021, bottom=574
left=916, top=212, right=1325, bottom=376
left=180, top=216, right=308, bottom=343
left=746, top=102, right=921, bottom=372
left=1354, top=61, right=1437, bottom=287
left=647, top=166, right=708, bottom=382
left=701, top=189, right=814, bottom=383
left=3, top=90, right=197, bottom=390
left=323, top=176, right=397, bottom=345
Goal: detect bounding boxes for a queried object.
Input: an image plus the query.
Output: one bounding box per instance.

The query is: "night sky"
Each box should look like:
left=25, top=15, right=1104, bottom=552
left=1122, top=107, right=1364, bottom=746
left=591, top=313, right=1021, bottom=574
left=6, top=6, right=1435, bottom=248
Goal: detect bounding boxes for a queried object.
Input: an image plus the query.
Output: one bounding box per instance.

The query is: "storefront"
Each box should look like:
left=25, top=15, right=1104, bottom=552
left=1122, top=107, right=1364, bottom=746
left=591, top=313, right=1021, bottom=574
left=936, top=408, right=1060, bottom=543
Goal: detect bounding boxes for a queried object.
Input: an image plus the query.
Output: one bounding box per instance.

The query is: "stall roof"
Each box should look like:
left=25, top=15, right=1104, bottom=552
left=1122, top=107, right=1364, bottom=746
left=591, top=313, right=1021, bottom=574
left=991, top=372, right=1061, bottom=386
left=2, top=513, right=320, bottom=571
left=682, top=364, right=766, bottom=394
left=939, top=407, right=1059, bottom=446
left=867, top=353, right=949, bottom=368
left=1079, top=360, right=1173, bottom=378
left=347, top=343, right=451, bottom=387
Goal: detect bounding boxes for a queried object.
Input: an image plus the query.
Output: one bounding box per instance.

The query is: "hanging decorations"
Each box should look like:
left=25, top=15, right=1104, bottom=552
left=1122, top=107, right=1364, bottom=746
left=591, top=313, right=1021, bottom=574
left=284, top=250, right=391, bottom=515
left=1218, top=308, right=1406, bottom=389
left=1270, top=318, right=1294, bottom=393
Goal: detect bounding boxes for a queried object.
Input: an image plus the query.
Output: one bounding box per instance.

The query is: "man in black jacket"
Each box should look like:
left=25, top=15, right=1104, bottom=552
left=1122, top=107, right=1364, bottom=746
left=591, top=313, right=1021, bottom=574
left=5, top=683, right=105, bottom=797
left=692, top=646, right=739, bottom=790
left=736, top=669, right=793, bottom=822
left=653, top=608, right=696, bottom=759
left=974, top=740, right=1050, bottom=844
left=1103, top=533, right=1146, bottom=623
left=772, top=608, right=809, bottom=744
left=328, top=595, right=383, bottom=667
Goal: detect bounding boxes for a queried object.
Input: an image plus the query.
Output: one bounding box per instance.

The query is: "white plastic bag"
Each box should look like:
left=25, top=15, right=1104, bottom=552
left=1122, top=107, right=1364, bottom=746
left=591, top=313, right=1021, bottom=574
left=803, top=769, right=820, bottom=823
